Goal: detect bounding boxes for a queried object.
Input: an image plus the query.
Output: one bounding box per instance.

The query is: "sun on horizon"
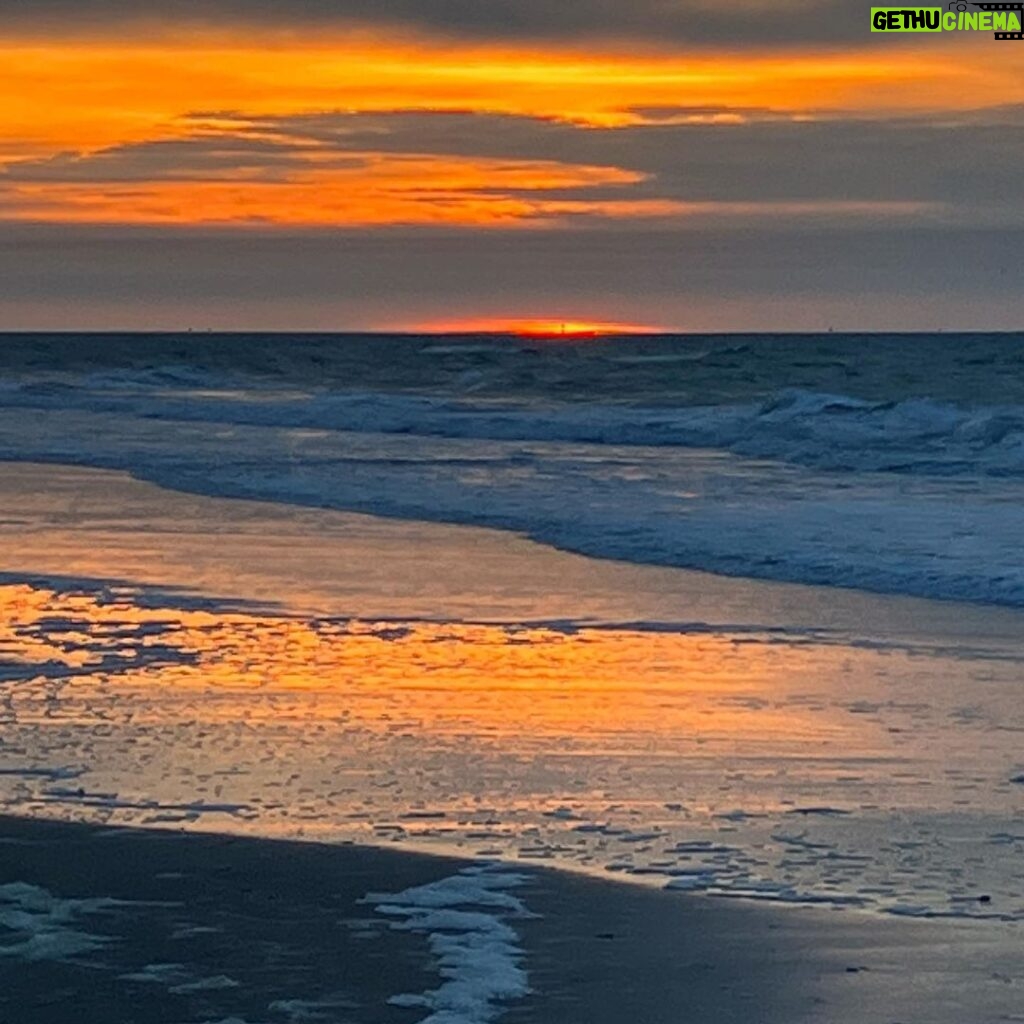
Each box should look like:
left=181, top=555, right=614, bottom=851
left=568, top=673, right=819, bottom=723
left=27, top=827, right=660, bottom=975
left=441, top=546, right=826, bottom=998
left=414, top=318, right=665, bottom=337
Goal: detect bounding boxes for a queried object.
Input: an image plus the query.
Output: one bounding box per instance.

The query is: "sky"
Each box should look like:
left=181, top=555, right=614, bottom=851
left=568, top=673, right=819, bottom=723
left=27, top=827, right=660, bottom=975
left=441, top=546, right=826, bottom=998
left=1, top=1, right=1023, bottom=331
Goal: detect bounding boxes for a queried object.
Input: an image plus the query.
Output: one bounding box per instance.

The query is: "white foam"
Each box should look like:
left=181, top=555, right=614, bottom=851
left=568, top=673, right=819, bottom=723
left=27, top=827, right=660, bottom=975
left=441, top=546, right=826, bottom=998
left=3, top=380, right=1024, bottom=606
left=363, top=865, right=533, bottom=1024
left=7, top=379, right=1024, bottom=478
left=267, top=996, right=357, bottom=1021
left=118, top=962, right=189, bottom=983
left=169, top=974, right=241, bottom=994
left=0, top=881, right=118, bottom=961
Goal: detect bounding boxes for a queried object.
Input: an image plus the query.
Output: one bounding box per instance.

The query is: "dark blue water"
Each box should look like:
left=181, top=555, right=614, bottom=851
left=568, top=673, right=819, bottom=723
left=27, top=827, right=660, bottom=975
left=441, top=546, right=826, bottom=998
left=2, top=332, right=1024, bottom=604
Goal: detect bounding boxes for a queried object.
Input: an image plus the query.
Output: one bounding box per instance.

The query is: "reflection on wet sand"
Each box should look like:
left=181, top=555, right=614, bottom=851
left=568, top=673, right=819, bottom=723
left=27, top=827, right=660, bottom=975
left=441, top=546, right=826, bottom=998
left=3, top=580, right=1023, bottom=922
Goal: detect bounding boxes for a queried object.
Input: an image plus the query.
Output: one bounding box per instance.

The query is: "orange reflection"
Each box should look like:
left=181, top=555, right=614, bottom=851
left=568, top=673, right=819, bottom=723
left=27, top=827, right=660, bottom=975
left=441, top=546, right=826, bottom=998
left=1, top=582, right=872, bottom=752
left=7, top=581, right=1022, bottom=912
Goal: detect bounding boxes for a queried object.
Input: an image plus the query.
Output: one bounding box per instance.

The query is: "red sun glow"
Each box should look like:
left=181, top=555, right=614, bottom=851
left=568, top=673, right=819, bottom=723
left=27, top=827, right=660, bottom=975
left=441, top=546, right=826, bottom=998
left=417, top=318, right=663, bottom=337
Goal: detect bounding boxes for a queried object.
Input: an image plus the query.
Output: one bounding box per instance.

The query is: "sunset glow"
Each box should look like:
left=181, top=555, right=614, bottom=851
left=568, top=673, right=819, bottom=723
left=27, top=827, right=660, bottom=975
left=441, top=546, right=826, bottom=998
left=4, top=5, right=1024, bottom=1018
left=3, top=4, right=1023, bottom=328
left=0, top=581, right=877, bottom=751
left=418, top=318, right=664, bottom=336
left=2, top=33, right=1021, bottom=233
left=3, top=35, right=1014, bottom=150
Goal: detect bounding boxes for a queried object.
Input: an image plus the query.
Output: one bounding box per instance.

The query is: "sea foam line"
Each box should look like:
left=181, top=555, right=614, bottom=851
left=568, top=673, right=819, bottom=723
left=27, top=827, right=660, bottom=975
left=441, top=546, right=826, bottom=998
left=363, top=865, right=535, bottom=1024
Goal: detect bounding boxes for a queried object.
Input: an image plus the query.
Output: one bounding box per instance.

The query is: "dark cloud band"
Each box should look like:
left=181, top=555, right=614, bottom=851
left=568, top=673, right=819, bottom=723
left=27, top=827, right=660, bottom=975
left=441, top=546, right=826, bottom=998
left=4, top=106, right=1022, bottom=219
left=0, top=0, right=871, bottom=47
left=2, top=222, right=1021, bottom=331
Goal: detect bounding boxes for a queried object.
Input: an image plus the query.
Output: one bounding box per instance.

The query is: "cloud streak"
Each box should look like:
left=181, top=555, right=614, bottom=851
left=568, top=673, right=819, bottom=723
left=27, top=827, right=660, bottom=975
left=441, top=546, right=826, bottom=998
left=3, top=105, right=1022, bottom=227
left=0, top=0, right=872, bottom=48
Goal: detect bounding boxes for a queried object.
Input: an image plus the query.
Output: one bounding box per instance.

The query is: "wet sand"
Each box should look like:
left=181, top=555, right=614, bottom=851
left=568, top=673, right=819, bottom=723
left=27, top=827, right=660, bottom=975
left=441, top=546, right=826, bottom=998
left=1, top=816, right=1021, bottom=1024
left=2, top=462, right=1024, bottom=1021
left=3, top=461, right=1024, bottom=919
left=5, top=460, right=1024, bottom=644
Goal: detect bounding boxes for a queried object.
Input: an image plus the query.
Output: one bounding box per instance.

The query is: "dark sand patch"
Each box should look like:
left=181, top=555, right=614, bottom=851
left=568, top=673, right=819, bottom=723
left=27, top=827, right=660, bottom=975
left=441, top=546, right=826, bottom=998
left=512, top=867, right=1023, bottom=1024
left=0, top=816, right=1021, bottom=1024
left=0, top=816, right=470, bottom=1024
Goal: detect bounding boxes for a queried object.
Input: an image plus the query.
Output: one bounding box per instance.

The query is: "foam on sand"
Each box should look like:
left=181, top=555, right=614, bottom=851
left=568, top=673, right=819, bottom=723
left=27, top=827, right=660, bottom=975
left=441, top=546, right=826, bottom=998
left=0, top=881, right=118, bottom=961
left=364, top=865, right=534, bottom=1024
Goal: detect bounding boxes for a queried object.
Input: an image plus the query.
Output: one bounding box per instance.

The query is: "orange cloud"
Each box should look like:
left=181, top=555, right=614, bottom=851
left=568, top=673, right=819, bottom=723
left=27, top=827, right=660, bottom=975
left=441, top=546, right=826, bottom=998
left=1, top=31, right=1022, bottom=227
left=3, top=35, right=1020, bottom=152
left=1, top=155, right=683, bottom=226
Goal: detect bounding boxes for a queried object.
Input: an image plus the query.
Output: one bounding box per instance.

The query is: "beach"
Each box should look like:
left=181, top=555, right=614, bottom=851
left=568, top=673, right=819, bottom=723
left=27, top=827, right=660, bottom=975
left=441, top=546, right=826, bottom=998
left=2, top=815, right=1022, bottom=1024
left=6, top=0, right=1024, bottom=1010
left=4, top=464, right=1024, bottom=908
left=2, top=333, right=1024, bottom=1022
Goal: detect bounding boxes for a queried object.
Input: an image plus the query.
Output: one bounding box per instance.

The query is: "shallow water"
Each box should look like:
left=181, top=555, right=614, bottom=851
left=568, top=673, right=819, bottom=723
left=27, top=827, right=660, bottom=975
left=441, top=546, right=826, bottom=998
left=3, top=332, right=1024, bottom=605
left=2, top=465, right=1022, bottom=924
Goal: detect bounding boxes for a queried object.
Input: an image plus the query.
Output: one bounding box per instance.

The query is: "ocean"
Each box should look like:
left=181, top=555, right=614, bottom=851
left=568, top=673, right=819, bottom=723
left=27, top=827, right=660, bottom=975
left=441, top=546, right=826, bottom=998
left=1, top=332, right=1023, bottom=933
left=2, top=331, right=1024, bottom=605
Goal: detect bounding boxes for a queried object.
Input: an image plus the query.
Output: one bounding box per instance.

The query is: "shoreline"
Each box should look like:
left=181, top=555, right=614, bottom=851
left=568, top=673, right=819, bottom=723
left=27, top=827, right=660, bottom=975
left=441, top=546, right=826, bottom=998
left=2, top=460, right=1024, bottom=1020
left=2, top=814, right=1022, bottom=1024
left=2, top=461, right=1024, bottom=924
left=7, top=801, right=1021, bottom=922
left=4, top=460, right=1024, bottom=640
left=7, top=451, right=1024, bottom=615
